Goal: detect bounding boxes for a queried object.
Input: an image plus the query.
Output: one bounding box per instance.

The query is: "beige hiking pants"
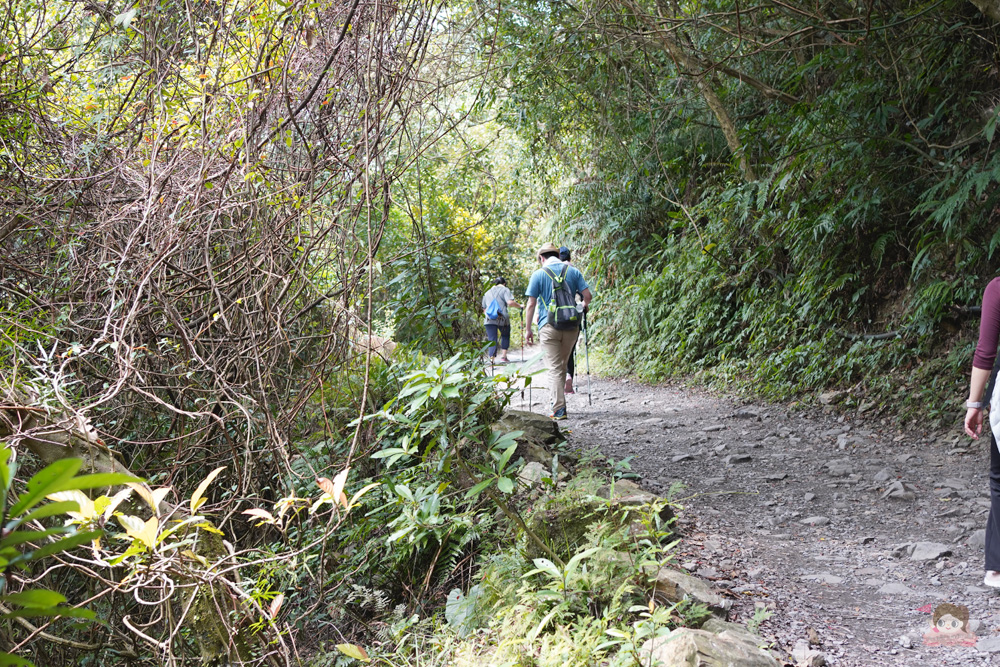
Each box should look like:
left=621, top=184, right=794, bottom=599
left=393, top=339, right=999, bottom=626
left=539, top=324, right=580, bottom=413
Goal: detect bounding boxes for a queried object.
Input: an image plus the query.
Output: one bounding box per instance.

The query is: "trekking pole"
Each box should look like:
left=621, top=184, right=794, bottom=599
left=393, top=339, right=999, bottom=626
left=527, top=313, right=533, bottom=410
left=519, top=309, right=525, bottom=409
left=584, top=309, right=591, bottom=406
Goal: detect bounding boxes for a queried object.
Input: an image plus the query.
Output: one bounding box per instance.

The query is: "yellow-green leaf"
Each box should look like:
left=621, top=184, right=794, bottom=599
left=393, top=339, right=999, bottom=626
left=47, top=490, right=94, bottom=521
left=242, top=508, right=276, bottom=525
left=336, top=644, right=370, bottom=662
left=190, top=466, right=226, bottom=513
left=119, top=514, right=158, bottom=548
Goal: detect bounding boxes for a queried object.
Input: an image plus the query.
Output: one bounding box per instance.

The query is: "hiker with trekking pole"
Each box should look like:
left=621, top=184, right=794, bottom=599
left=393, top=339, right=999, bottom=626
left=482, top=277, right=522, bottom=365
left=523, top=242, right=593, bottom=421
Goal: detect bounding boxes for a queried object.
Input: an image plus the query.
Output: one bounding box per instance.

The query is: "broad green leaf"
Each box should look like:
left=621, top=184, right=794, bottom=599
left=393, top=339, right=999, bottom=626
left=2, top=527, right=74, bottom=548
left=49, top=472, right=138, bottom=494
left=108, top=542, right=145, bottom=566
left=10, top=530, right=101, bottom=566
left=371, top=447, right=407, bottom=460
left=10, top=501, right=82, bottom=527
left=0, top=652, right=32, bottom=666
left=8, top=459, right=82, bottom=518
left=496, top=477, right=514, bottom=494
left=464, top=478, right=492, bottom=499
left=0, top=446, right=12, bottom=494
left=496, top=443, right=517, bottom=472
left=0, top=589, right=66, bottom=608
left=387, top=525, right=415, bottom=543
left=2, top=606, right=96, bottom=620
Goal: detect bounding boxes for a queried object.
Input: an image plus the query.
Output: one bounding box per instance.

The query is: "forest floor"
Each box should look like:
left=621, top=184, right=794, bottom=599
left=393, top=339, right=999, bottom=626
left=498, top=348, right=1000, bottom=666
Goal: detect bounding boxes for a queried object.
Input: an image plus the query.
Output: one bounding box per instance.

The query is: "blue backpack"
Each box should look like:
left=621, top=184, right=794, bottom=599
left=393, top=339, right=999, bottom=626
left=485, top=298, right=503, bottom=321
left=485, top=290, right=507, bottom=325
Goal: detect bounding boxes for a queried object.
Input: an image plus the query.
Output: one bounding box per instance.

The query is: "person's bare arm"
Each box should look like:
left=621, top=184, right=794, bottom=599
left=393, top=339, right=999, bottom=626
left=966, top=366, right=992, bottom=439
left=524, top=297, right=537, bottom=345
left=580, top=288, right=592, bottom=310
left=507, top=298, right=523, bottom=309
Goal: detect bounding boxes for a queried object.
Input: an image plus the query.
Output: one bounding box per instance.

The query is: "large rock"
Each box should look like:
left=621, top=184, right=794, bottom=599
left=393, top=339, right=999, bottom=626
left=970, top=0, right=1000, bottom=23
left=525, top=480, right=674, bottom=560
left=597, top=479, right=675, bottom=526
left=701, top=617, right=759, bottom=646
left=910, top=542, right=951, bottom=561
left=495, top=410, right=566, bottom=465
left=650, top=568, right=731, bottom=617
left=638, top=628, right=779, bottom=667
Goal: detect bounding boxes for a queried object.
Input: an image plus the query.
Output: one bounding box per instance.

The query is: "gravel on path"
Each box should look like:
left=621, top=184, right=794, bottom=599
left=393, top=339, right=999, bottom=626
left=500, top=355, right=1000, bottom=666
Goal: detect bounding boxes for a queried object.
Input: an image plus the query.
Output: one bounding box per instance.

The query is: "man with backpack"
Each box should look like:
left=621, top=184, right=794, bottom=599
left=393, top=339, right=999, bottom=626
left=524, top=242, right=592, bottom=420
left=482, top=277, right=521, bottom=363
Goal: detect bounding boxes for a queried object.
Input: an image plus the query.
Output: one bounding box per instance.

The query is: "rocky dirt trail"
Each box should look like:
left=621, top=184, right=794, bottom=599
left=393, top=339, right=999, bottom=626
left=501, top=351, right=1000, bottom=666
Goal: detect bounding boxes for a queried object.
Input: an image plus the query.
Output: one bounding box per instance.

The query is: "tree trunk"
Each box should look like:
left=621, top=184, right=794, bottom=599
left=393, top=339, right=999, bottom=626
left=970, top=0, right=1000, bottom=22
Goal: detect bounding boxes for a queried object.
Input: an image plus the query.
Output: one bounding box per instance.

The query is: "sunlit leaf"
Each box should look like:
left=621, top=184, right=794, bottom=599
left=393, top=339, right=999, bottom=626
left=242, top=508, right=277, bottom=525
left=119, top=515, right=158, bottom=548
left=46, top=490, right=94, bottom=521
left=348, top=483, right=380, bottom=508
left=330, top=468, right=350, bottom=509
left=269, top=593, right=284, bottom=618
left=336, top=644, right=370, bottom=662
left=190, top=467, right=226, bottom=513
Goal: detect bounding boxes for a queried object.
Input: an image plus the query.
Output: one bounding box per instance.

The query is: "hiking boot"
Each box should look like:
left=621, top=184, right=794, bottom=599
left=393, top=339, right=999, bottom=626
left=985, top=571, right=1000, bottom=588
left=549, top=407, right=568, bottom=421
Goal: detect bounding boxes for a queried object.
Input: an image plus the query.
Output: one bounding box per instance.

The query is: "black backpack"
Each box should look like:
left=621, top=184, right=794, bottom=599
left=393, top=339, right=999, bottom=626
left=542, top=264, right=580, bottom=330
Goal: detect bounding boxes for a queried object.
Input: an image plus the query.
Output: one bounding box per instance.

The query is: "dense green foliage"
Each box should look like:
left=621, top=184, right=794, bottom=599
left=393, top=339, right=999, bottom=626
left=482, top=0, right=1000, bottom=413
left=8, top=0, right=1000, bottom=662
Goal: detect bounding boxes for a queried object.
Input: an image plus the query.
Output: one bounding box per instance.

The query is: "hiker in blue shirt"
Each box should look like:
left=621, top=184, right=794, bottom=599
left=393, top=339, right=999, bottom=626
left=524, top=242, right=592, bottom=420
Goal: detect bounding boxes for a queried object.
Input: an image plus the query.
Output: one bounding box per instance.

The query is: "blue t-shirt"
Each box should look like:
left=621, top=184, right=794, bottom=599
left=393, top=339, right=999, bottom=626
left=526, top=258, right=590, bottom=328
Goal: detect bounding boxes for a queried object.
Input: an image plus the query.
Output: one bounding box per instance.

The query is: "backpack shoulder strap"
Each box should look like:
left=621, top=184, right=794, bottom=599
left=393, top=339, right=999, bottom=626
left=542, top=264, right=568, bottom=282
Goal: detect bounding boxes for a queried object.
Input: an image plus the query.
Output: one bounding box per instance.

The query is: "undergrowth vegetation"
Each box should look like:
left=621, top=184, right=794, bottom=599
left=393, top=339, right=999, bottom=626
left=261, top=352, right=704, bottom=667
